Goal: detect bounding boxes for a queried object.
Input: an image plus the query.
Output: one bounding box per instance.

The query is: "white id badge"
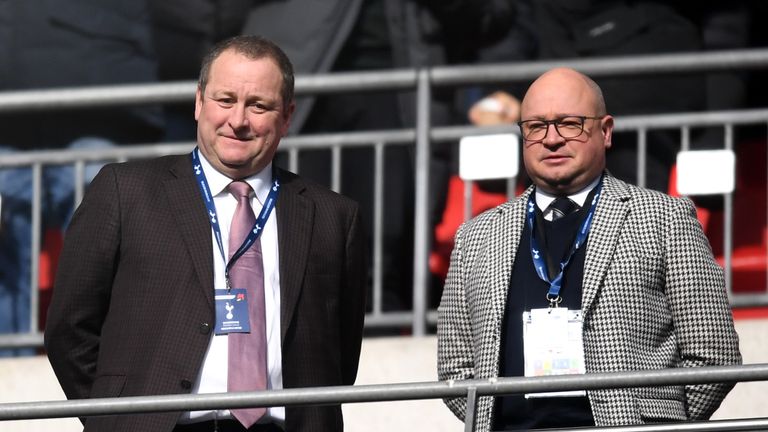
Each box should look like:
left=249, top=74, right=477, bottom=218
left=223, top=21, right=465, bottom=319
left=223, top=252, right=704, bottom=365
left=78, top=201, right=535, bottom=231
left=522, top=308, right=586, bottom=398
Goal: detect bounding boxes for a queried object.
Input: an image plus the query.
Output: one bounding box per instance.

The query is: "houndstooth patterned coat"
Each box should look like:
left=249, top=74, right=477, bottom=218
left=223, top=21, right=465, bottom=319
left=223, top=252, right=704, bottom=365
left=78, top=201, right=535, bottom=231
left=437, top=173, right=742, bottom=431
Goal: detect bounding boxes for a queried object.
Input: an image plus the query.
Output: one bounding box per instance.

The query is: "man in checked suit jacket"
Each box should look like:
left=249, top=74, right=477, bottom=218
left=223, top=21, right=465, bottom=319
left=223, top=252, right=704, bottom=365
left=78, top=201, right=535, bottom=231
left=45, top=35, right=366, bottom=432
left=437, top=67, right=741, bottom=431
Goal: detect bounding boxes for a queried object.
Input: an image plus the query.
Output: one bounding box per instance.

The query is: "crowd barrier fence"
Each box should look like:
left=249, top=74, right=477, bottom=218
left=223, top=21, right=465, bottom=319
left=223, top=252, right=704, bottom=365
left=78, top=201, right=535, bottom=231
left=1, top=364, right=767, bottom=432
left=1, top=49, right=768, bottom=349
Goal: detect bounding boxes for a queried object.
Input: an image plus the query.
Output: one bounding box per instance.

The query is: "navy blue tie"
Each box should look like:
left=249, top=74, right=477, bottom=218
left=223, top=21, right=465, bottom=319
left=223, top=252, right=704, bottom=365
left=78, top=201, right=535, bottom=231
left=548, top=197, right=579, bottom=221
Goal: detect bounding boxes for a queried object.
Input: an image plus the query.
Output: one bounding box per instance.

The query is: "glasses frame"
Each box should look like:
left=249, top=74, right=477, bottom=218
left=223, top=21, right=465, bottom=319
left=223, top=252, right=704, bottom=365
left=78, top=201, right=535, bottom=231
left=517, top=115, right=605, bottom=142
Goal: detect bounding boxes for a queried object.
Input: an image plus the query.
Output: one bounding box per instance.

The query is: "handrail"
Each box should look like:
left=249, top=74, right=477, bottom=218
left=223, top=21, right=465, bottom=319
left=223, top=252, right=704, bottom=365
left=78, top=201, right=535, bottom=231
left=2, top=48, right=768, bottom=113
left=1, top=47, right=768, bottom=342
left=0, top=364, right=766, bottom=423
left=2, top=108, right=768, bottom=168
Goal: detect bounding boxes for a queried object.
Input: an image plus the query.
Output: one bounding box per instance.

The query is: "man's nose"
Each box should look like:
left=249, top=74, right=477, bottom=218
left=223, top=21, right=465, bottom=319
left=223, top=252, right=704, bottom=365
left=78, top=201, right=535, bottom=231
left=541, top=123, right=564, bottom=146
left=228, top=104, right=249, bottom=129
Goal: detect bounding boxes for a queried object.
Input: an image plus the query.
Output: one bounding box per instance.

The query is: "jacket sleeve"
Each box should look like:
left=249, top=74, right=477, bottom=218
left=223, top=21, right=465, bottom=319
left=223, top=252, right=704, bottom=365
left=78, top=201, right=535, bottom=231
left=44, top=165, right=121, bottom=403
left=665, top=197, right=742, bottom=419
left=437, top=222, right=476, bottom=420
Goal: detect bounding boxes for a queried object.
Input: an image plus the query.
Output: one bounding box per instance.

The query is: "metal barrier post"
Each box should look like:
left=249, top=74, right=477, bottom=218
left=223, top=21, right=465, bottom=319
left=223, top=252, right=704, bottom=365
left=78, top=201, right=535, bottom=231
left=464, top=386, right=479, bottom=432
left=30, top=163, right=42, bottom=334
left=724, top=124, right=735, bottom=294
left=412, top=69, right=431, bottom=336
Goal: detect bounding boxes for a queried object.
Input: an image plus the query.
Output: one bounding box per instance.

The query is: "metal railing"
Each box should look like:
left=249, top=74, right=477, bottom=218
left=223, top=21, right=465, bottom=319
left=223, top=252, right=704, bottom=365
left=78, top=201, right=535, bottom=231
left=2, top=49, right=768, bottom=348
left=1, top=364, right=767, bottom=432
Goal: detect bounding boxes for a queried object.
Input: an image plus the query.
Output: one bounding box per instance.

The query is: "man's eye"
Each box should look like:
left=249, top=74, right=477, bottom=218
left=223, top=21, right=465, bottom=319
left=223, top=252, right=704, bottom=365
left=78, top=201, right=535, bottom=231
left=528, top=122, right=546, bottom=130
left=558, top=118, right=582, bottom=128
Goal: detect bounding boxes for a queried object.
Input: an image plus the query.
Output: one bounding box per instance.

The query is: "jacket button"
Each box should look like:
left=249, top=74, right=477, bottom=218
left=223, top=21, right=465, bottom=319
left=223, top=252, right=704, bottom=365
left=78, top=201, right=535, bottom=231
left=181, top=379, right=192, bottom=390
left=199, top=322, right=211, bottom=335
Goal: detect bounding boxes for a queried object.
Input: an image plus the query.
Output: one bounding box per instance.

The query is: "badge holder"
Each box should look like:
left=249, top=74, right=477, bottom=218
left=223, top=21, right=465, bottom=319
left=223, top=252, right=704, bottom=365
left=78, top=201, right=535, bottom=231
left=214, top=288, right=251, bottom=334
left=522, top=307, right=586, bottom=398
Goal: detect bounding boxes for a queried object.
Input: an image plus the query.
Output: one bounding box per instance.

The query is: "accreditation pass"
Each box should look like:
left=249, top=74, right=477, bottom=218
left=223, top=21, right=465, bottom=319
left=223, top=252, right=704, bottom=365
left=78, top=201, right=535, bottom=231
left=522, top=308, right=586, bottom=398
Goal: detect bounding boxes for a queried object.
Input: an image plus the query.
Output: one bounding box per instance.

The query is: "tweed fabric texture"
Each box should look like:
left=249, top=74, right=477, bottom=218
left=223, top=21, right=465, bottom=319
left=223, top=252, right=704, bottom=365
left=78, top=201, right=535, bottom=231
left=437, top=173, right=741, bottom=432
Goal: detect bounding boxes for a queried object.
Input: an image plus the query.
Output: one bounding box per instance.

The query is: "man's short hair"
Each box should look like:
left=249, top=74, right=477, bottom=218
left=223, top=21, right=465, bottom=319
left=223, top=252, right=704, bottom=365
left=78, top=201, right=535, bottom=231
left=198, top=35, right=295, bottom=109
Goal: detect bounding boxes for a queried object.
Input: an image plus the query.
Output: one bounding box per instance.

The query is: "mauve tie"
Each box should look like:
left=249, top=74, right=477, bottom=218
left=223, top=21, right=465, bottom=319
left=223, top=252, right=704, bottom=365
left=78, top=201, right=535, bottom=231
left=227, top=180, right=267, bottom=427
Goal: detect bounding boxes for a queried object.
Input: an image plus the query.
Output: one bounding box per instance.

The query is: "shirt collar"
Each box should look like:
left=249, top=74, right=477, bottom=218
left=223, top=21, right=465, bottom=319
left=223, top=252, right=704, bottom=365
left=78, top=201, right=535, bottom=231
left=197, top=153, right=273, bottom=204
left=535, top=176, right=601, bottom=212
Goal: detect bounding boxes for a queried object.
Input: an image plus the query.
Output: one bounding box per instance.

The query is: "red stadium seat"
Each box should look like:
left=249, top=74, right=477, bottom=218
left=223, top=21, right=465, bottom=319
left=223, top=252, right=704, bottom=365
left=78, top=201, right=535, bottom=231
left=669, top=139, right=768, bottom=294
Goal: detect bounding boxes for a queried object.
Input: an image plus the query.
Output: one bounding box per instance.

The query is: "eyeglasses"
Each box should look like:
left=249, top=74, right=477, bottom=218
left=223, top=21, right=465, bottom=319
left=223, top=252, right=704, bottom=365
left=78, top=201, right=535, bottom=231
left=517, top=116, right=605, bottom=141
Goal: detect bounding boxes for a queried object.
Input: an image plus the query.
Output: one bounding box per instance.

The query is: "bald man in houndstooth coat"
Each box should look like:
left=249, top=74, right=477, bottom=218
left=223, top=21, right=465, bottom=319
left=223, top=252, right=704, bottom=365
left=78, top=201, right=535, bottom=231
left=437, top=67, right=741, bottom=431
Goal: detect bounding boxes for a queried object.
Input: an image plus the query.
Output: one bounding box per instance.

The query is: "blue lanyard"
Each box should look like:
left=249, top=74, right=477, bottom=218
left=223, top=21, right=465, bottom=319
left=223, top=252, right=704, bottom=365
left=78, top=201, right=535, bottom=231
left=191, top=148, right=279, bottom=289
left=527, top=181, right=602, bottom=306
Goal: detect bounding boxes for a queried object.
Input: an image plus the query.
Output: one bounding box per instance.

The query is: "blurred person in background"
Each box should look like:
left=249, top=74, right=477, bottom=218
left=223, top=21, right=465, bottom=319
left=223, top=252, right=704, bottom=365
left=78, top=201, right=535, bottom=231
left=0, top=0, right=163, bottom=356
left=242, top=0, right=517, bottom=314
left=463, top=0, right=707, bottom=193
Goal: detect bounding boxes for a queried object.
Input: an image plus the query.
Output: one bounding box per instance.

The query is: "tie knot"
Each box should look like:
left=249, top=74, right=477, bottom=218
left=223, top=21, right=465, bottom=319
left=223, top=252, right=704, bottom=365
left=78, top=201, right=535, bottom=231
left=548, top=196, right=579, bottom=221
left=228, top=181, right=252, bottom=200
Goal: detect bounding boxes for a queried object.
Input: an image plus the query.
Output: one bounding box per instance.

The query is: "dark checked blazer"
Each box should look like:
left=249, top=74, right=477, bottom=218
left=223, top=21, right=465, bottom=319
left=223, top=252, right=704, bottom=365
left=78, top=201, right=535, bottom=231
left=45, top=154, right=367, bottom=432
left=437, top=173, right=742, bottom=431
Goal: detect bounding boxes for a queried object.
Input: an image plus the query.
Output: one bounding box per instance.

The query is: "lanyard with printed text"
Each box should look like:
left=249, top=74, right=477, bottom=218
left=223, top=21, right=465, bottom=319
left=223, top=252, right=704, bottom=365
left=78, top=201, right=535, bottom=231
left=527, top=180, right=602, bottom=307
left=191, top=148, right=279, bottom=290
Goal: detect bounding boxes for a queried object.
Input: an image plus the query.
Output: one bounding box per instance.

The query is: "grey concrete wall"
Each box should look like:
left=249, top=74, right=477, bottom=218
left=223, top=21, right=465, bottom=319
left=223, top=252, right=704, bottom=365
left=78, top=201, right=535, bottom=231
left=2, top=319, right=766, bottom=432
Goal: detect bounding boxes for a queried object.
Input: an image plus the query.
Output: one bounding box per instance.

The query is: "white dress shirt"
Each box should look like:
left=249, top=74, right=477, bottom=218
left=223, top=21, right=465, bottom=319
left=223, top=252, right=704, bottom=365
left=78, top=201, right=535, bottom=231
left=535, top=177, right=600, bottom=221
left=179, top=153, right=284, bottom=425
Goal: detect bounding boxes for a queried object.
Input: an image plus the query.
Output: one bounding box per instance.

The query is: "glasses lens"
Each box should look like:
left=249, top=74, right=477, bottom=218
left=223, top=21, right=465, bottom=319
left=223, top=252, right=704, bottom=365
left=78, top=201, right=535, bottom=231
left=555, top=117, right=585, bottom=138
left=522, top=121, right=548, bottom=140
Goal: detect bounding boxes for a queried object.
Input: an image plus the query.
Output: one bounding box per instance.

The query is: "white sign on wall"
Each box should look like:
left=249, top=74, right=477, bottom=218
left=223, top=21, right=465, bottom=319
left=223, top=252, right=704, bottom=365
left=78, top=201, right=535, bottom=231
left=676, top=149, right=736, bottom=195
left=459, top=134, right=519, bottom=181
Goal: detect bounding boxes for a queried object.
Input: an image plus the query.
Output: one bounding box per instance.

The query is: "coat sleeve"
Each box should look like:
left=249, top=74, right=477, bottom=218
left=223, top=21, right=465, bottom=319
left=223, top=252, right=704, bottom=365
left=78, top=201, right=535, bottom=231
left=437, top=222, right=476, bottom=420
left=44, top=164, right=121, bottom=402
left=665, top=197, right=742, bottom=419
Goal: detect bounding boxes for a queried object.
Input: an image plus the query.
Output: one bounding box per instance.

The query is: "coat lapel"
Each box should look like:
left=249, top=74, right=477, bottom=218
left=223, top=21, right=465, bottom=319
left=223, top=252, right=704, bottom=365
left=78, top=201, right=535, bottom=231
left=275, top=169, right=313, bottom=342
left=581, top=174, right=631, bottom=316
left=164, top=155, right=215, bottom=311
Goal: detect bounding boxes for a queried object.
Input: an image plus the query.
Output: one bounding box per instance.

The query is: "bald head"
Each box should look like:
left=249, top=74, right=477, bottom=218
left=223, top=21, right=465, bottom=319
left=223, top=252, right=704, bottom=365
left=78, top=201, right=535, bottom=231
left=521, top=68, right=606, bottom=120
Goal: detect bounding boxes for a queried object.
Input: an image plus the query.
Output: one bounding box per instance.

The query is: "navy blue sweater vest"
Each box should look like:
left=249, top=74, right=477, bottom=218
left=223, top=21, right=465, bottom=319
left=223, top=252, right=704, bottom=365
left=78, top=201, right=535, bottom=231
left=493, top=204, right=595, bottom=430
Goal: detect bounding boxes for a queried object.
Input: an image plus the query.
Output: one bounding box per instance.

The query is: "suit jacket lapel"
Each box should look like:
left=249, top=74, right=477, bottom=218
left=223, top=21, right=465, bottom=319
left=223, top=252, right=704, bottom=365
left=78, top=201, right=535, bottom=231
left=275, top=169, right=313, bottom=342
left=164, top=155, right=215, bottom=311
left=581, top=174, right=631, bottom=316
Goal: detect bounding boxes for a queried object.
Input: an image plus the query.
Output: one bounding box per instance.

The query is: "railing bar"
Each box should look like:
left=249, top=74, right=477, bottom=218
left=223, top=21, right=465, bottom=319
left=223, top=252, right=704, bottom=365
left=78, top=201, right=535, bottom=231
left=463, top=179, right=472, bottom=222
left=3, top=48, right=768, bottom=113
left=372, top=142, right=385, bottom=315
left=74, top=160, right=85, bottom=207
left=507, top=176, right=517, bottom=201
left=637, top=127, right=647, bottom=188
left=288, top=148, right=298, bottom=174
left=331, top=145, right=341, bottom=193
left=29, top=164, right=42, bottom=334
left=411, top=69, right=431, bottom=336
left=1, top=364, right=767, bottom=420
left=3, top=109, right=768, bottom=167
left=681, top=125, right=691, bottom=152
left=464, top=386, right=478, bottom=432
left=724, top=124, right=735, bottom=295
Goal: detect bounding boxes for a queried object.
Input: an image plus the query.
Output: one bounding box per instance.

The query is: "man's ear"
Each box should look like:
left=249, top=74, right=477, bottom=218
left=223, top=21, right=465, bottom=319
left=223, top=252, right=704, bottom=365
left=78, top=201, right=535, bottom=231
left=194, top=86, right=203, bottom=121
left=601, top=115, right=614, bottom=150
